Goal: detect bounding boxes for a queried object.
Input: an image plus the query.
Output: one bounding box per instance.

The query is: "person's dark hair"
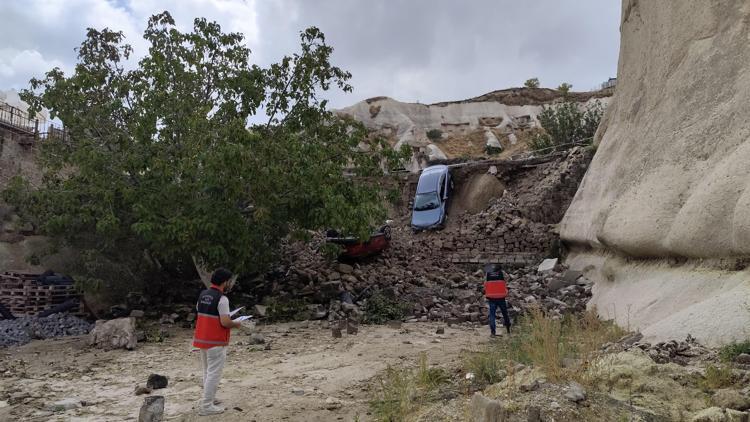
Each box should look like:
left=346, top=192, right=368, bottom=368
left=211, top=268, right=233, bottom=286
left=484, top=263, right=503, bottom=274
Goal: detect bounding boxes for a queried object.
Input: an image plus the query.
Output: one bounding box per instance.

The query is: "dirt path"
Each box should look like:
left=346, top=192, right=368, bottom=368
left=0, top=321, right=491, bottom=421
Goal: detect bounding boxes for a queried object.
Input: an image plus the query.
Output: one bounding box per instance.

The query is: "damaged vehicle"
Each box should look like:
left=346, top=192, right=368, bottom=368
left=325, top=224, right=392, bottom=259
left=411, top=164, right=453, bottom=231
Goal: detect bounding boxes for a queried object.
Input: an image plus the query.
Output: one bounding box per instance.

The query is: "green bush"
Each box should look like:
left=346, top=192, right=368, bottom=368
left=363, top=291, right=411, bottom=324
left=264, top=297, right=310, bottom=322
left=485, top=145, right=502, bottom=156
left=531, top=100, right=604, bottom=153
left=426, top=129, right=443, bottom=141
left=524, top=78, right=540, bottom=88
left=719, top=340, right=750, bottom=362
left=557, top=82, right=573, bottom=94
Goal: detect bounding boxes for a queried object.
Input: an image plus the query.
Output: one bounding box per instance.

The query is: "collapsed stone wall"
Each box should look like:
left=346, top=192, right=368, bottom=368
left=414, top=148, right=592, bottom=266
left=560, top=0, right=750, bottom=345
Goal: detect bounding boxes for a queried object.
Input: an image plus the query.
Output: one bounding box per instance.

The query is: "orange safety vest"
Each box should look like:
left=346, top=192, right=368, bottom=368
left=192, top=286, right=231, bottom=349
left=484, top=279, right=508, bottom=299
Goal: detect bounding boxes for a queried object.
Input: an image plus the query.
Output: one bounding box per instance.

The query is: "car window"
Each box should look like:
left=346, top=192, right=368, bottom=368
left=439, top=175, right=445, bottom=200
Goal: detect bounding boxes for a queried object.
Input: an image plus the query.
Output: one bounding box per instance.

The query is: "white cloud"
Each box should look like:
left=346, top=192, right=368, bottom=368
left=0, top=49, right=67, bottom=87
left=0, top=0, right=620, bottom=108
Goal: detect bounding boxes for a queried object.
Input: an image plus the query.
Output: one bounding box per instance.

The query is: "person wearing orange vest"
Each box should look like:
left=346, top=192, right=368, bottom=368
left=484, top=263, right=511, bottom=336
left=193, top=268, right=242, bottom=416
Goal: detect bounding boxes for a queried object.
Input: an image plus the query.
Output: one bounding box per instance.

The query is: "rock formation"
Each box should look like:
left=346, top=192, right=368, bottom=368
left=336, top=88, right=611, bottom=170
left=561, top=0, right=750, bottom=345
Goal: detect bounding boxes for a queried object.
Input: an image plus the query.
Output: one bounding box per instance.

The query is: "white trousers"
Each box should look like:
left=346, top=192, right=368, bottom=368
left=199, top=346, right=227, bottom=409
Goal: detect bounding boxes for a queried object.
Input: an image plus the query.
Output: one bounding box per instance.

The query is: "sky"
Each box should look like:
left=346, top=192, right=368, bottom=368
left=0, top=0, right=621, bottom=109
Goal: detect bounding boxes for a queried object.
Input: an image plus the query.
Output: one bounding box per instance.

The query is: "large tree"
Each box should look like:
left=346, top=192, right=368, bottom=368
left=8, top=12, right=404, bottom=288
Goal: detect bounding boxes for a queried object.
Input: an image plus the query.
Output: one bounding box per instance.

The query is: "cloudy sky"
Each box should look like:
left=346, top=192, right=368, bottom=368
left=0, top=0, right=621, bottom=108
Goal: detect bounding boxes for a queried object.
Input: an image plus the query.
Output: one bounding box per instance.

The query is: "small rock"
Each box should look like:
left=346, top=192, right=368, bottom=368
left=254, top=305, right=267, bottom=317
left=146, top=374, right=168, bottom=390
left=435, top=326, right=445, bottom=335
left=564, top=381, right=586, bottom=403
left=550, top=401, right=561, bottom=410
left=346, top=319, right=359, bottom=335
left=691, top=407, right=731, bottom=422
left=469, top=392, right=508, bottom=422
left=338, top=264, right=354, bottom=274
left=249, top=333, right=265, bottom=344
left=292, top=388, right=305, bottom=396
left=134, top=386, right=152, bottom=396
left=332, top=327, right=342, bottom=338
left=46, top=398, right=81, bottom=412
left=138, top=396, right=165, bottom=422
left=713, top=389, right=750, bottom=411
left=324, top=397, right=343, bottom=410
left=735, top=354, right=750, bottom=365
left=537, top=258, right=558, bottom=274
left=130, top=310, right=145, bottom=318
left=527, top=405, right=542, bottom=422
left=386, top=320, right=402, bottom=329
left=519, top=379, right=541, bottom=392
left=0, top=401, right=7, bottom=408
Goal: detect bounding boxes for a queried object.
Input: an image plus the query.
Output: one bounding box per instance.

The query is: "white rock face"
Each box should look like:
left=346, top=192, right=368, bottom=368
left=561, top=0, right=750, bottom=345
left=336, top=90, right=610, bottom=170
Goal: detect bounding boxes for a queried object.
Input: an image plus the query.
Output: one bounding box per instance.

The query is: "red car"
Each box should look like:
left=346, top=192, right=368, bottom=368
left=326, top=225, right=392, bottom=259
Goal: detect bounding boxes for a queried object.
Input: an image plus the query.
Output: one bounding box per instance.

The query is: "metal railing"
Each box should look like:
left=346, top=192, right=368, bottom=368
left=0, top=100, right=67, bottom=142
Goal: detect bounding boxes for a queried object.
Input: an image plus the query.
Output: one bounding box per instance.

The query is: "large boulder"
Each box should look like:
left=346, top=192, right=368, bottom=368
left=561, top=0, right=750, bottom=346
left=89, top=317, right=137, bottom=350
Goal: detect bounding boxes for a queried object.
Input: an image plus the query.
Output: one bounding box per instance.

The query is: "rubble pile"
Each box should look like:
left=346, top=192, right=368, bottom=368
left=253, top=230, right=592, bottom=324
left=635, top=335, right=715, bottom=365
left=236, top=148, right=596, bottom=325
left=0, top=313, right=93, bottom=348
left=436, top=196, right=555, bottom=264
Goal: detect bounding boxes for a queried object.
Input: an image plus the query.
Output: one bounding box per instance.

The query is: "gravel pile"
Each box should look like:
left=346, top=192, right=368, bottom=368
left=0, top=313, right=93, bottom=348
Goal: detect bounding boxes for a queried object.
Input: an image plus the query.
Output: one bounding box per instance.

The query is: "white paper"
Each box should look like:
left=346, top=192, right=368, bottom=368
left=234, top=315, right=253, bottom=322
left=229, top=307, right=244, bottom=317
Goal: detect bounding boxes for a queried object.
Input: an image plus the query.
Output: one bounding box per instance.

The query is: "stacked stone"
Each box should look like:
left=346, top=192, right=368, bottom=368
left=0, top=313, right=93, bottom=348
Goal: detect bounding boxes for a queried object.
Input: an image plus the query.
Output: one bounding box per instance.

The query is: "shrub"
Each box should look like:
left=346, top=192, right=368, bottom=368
left=463, top=307, right=625, bottom=384
left=524, top=78, right=540, bottom=88
left=700, top=364, right=735, bottom=390
left=363, top=291, right=411, bottom=324
left=371, top=353, right=447, bottom=421
left=264, top=297, right=310, bottom=322
left=426, top=129, right=443, bottom=141
left=532, top=100, right=604, bottom=153
left=485, top=145, right=502, bottom=156
left=464, top=347, right=506, bottom=386
left=557, top=82, right=573, bottom=94
left=718, top=340, right=750, bottom=362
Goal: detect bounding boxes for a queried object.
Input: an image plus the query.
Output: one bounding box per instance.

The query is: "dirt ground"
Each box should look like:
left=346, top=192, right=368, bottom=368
left=0, top=321, right=491, bottom=421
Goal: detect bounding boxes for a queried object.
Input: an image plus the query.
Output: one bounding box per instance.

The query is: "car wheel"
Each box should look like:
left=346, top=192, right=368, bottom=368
left=383, top=225, right=392, bottom=240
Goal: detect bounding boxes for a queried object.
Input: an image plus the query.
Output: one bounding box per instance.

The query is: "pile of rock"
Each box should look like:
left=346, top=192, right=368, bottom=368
left=633, top=335, right=716, bottom=365
left=0, top=313, right=93, bottom=348
left=435, top=196, right=555, bottom=265
left=249, top=229, right=592, bottom=325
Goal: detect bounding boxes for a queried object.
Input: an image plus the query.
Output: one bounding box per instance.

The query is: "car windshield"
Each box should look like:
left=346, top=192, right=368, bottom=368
left=414, top=192, right=440, bottom=211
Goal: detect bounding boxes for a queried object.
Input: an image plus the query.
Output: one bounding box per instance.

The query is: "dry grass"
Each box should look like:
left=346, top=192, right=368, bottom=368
left=370, top=352, right=449, bottom=421
left=700, top=364, right=735, bottom=391
left=464, top=307, right=626, bottom=386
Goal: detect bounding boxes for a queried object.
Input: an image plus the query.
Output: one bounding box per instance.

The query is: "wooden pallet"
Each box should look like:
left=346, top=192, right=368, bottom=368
left=0, top=272, right=85, bottom=317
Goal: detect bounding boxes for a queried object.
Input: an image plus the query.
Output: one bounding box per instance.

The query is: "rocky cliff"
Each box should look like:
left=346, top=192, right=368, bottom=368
left=561, top=0, right=750, bottom=345
left=337, top=88, right=611, bottom=170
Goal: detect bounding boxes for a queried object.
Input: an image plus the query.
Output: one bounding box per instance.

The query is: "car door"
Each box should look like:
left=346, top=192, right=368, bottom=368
left=438, top=174, right=446, bottom=220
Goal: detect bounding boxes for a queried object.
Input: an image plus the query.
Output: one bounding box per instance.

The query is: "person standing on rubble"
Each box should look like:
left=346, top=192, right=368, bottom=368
left=192, top=268, right=243, bottom=416
left=484, top=263, right=512, bottom=336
